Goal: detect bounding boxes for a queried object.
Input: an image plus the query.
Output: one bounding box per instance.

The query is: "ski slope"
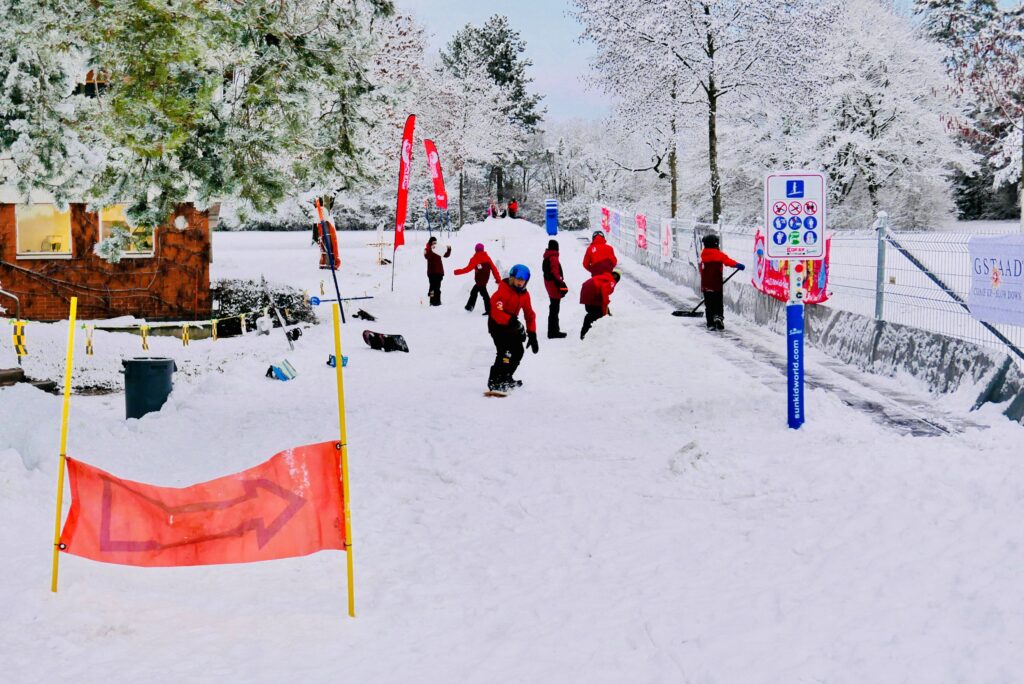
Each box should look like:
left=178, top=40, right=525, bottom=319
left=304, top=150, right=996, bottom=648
left=2, top=218, right=1023, bottom=683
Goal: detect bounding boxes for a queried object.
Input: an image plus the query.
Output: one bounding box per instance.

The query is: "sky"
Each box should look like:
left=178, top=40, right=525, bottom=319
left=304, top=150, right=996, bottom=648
left=394, top=0, right=610, bottom=122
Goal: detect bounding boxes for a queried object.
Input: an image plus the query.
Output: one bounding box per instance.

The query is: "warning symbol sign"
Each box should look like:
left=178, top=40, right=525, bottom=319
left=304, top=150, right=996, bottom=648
left=773, top=201, right=787, bottom=216
left=788, top=202, right=803, bottom=215
left=804, top=201, right=818, bottom=215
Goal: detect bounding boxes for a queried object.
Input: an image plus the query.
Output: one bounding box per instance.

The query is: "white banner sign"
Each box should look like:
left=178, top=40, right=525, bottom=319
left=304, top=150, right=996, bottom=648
left=968, top=234, right=1024, bottom=327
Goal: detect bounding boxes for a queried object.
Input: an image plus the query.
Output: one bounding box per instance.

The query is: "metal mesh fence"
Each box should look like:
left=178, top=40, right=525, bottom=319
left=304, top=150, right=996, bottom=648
left=590, top=204, right=1024, bottom=367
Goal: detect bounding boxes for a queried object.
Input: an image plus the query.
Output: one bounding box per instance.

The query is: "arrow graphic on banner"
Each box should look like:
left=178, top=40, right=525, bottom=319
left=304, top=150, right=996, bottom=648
left=98, top=476, right=307, bottom=552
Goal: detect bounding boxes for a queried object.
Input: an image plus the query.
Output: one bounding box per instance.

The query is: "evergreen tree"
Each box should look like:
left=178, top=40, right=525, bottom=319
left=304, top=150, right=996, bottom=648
left=1, top=0, right=394, bottom=227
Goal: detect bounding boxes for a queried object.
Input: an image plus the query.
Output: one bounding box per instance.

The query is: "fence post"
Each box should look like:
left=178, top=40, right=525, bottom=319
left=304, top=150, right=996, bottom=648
left=873, top=210, right=889, bottom=321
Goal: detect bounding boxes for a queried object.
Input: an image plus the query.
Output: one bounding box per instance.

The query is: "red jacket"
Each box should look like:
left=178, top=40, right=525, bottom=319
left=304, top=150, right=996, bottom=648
left=542, top=249, right=568, bottom=300
left=583, top=234, right=617, bottom=275
left=699, top=247, right=739, bottom=292
left=424, top=242, right=451, bottom=275
left=453, top=251, right=500, bottom=286
left=489, top=279, right=537, bottom=332
left=580, top=273, right=617, bottom=314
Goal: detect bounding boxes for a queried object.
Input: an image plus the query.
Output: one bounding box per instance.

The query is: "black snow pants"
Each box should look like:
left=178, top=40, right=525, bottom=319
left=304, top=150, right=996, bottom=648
left=428, top=274, right=443, bottom=306
left=580, top=304, right=605, bottom=339
left=466, top=284, right=491, bottom=313
left=547, top=298, right=562, bottom=335
left=703, top=291, right=724, bottom=327
left=488, top=319, right=525, bottom=389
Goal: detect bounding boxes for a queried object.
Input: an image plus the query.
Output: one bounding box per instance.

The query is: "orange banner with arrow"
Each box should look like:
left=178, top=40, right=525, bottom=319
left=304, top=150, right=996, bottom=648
left=59, top=442, right=346, bottom=567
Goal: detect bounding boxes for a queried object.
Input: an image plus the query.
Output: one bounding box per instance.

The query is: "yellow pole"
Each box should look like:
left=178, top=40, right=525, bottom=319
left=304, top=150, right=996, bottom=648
left=332, top=303, right=355, bottom=617
left=51, top=297, right=78, bottom=593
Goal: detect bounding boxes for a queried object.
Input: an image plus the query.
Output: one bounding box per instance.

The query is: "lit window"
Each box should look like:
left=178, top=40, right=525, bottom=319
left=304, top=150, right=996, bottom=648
left=100, top=205, right=154, bottom=256
left=16, top=204, right=72, bottom=257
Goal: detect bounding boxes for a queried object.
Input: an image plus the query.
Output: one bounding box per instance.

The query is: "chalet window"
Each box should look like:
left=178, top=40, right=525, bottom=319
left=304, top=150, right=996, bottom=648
left=15, top=204, right=73, bottom=258
left=99, top=205, right=154, bottom=257
left=73, top=70, right=108, bottom=98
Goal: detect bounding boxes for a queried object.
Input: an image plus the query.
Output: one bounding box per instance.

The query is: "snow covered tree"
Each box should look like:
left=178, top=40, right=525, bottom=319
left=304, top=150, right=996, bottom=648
left=574, top=0, right=818, bottom=223
left=417, top=58, right=519, bottom=225
left=953, top=7, right=1024, bottom=230
left=2, top=0, right=396, bottom=228
left=439, top=16, right=542, bottom=203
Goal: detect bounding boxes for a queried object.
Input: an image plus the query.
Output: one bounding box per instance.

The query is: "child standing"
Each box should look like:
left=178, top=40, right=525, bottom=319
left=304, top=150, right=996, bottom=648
left=542, top=239, right=569, bottom=338
left=424, top=236, right=452, bottom=306
left=699, top=234, right=744, bottom=330
left=454, top=243, right=500, bottom=314
left=579, top=270, right=621, bottom=339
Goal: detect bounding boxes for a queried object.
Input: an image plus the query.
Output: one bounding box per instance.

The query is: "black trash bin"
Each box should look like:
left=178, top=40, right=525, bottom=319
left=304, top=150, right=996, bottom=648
left=122, top=357, right=177, bottom=419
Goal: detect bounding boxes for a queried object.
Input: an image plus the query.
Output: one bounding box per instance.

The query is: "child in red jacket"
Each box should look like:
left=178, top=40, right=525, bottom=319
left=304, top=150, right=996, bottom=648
left=579, top=270, right=620, bottom=339
left=699, top=234, right=744, bottom=330
left=454, top=243, right=500, bottom=314
left=583, top=230, right=617, bottom=276
left=487, top=264, right=539, bottom=392
left=424, top=236, right=452, bottom=306
left=542, top=239, right=569, bottom=338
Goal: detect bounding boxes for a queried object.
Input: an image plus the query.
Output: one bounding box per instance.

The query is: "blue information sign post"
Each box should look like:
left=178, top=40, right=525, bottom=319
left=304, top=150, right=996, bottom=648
left=786, top=263, right=806, bottom=430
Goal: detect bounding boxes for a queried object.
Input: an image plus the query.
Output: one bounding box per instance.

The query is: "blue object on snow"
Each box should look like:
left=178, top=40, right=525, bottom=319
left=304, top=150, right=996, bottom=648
left=327, top=354, right=348, bottom=368
left=545, top=198, right=558, bottom=236
left=268, top=359, right=297, bottom=381
left=310, top=296, right=321, bottom=306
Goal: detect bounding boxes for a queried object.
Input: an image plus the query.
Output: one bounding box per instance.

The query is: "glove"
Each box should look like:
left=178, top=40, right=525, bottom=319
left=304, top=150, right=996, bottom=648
left=557, top=281, right=568, bottom=293
left=509, top=316, right=526, bottom=341
left=735, top=263, right=746, bottom=271
left=528, top=331, right=539, bottom=354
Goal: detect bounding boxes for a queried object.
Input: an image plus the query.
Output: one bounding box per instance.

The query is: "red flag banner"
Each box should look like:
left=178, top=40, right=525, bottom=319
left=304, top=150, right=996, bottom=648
left=394, top=114, right=416, bottom=249
left=59, top=442, right=346, bottom=567
left=751, top=229, right=832, bottom=303
left=424, top=139, right=448, bottom=211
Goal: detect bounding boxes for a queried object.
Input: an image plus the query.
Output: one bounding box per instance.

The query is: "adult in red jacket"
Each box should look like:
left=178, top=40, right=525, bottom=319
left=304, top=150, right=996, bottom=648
left=424, top=236, right=451, bottom=306
left=454, top=242, right=500, bottom=314
left=583, top=230, right=617, bottom=276
left=542, top=239, right=569, bottom=338
left=507, top=198, right=519, bottom=219
left=487, top=264, right=539, bottom=392
left=579, top=270, right=620, bottom=339
left=699, top=233, right=744, bottom=330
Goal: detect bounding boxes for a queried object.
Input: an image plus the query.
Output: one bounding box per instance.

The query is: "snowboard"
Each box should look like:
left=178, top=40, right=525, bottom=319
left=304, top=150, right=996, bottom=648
left=362, top=330, right=409, bottom=353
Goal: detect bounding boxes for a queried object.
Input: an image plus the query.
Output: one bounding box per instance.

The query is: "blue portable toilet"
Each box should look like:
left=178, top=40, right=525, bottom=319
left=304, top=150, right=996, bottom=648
left=545, top=199, right=558, bottom=235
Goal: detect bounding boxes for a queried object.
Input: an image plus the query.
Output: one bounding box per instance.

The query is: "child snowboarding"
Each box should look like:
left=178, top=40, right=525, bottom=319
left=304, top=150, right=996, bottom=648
left=486, top=264, right=539, bottom=393
left=699, top=234, right=744, bottom=330
left=542, top=239, right=569, bottom=338
left=424, top=236, right=452, bottom=306
left=579, top=269, right=621, bottom=339
left=583, top=230, right=617, bottom=276
left=454, top=242, right=500, bottom=314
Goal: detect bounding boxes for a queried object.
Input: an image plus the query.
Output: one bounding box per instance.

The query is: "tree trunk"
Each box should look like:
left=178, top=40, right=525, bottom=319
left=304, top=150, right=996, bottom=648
left=670, top=83, right=678, bottom=218
left=1019, top=118, right=1023, bottom=233
left=708, top=82, right=721, bottom=223
left=496, top=166, right=505, bottom=203
left=459, top=170, right=465, bottom=228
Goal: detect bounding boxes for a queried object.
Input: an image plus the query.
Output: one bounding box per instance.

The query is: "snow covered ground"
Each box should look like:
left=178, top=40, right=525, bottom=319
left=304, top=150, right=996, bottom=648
left=2, top=218, right=1024, bottom=683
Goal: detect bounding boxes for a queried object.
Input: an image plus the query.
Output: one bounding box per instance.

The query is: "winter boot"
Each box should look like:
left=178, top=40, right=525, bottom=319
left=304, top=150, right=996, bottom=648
left=548, top=330, right=567, bottom=339
left=713, top=316, right=725, bottom=331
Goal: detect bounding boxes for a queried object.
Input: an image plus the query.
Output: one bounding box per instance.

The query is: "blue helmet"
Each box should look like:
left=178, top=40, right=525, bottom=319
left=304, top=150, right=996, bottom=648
left=508, top=264, right=530, bottom=290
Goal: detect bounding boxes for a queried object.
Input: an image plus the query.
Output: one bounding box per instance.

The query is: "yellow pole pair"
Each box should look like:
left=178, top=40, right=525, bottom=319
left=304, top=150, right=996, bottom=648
left=332, top=304, right=356, bottom=617
left=50, top=298, right=78, bottom=593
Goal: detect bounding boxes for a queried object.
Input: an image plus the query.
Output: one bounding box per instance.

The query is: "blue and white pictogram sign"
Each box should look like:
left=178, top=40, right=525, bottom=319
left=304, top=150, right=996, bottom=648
left=764, top=171, right=827, bottom=260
